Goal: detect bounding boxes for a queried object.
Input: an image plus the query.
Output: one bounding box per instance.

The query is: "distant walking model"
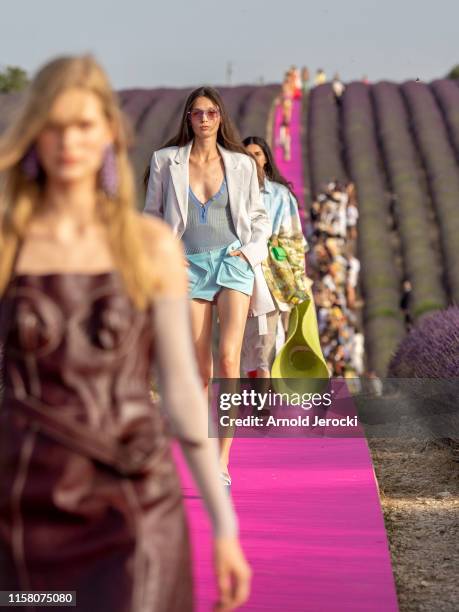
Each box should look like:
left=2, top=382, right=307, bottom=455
left=144, top=87, right=274, bottom=488
left=0, top=55, right=251, bottom=611
left=279, top=73, right=294, bottom=161
left=301, top=66, right=310, bottom=92
left=314, top=68, right=327, bottom=85
left=241, top=136, right=309, bottom=377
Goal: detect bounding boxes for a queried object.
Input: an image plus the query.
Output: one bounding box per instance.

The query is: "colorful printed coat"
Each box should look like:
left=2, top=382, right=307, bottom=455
left=260, top=179, right=311, bottom=311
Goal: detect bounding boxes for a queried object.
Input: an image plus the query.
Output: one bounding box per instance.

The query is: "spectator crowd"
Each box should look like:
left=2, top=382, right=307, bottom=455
left=307, top=181, right=364, bottom=377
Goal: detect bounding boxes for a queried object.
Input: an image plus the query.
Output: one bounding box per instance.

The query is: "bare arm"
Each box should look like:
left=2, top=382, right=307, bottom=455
left=145, top=219, right=237, bottom=537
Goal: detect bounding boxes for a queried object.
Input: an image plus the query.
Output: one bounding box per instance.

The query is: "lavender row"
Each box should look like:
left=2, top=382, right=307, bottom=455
left=401, top=81, right=459, bottom=302
left=430, top=79, right=459, bottom=160
left=118, top=88, right=161, bottom=129
left=341, top=82, right=405, bottom=374
left=307, top=84, right=347, bottom=197
left=219, top=85, right=254, bottom=129
left=371, top=81, right=447, bottom=319
left=238, top=85, right=279, bottom=139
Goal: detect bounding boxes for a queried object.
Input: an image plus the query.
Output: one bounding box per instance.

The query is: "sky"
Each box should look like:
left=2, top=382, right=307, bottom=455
left=1, top=0, right=457, bottom=89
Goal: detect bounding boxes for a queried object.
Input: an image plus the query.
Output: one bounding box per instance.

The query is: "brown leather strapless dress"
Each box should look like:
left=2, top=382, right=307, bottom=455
left=0, top=273, right=193, bottom=612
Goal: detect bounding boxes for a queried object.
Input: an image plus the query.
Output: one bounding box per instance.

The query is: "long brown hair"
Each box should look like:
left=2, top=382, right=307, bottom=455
left=243, top=135, right=298, bottom=201
left=0, top=54, right=158, bottom=309
left=144, top=86, right=262, bottom=189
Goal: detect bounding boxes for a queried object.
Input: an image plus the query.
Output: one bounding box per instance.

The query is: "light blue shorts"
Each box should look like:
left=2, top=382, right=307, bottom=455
left=186, top=240, right=255, bottom=301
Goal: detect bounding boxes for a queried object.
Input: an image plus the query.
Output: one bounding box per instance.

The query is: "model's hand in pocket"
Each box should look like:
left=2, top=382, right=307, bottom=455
left=229, top=250, right=249, bottom=265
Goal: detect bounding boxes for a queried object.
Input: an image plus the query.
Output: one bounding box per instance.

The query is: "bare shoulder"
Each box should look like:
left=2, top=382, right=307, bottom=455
left=138, top=214, right=183, bottom=260
left=137, top=214, right=187, bottom=296
left=139, top=213, right=170, bottom=240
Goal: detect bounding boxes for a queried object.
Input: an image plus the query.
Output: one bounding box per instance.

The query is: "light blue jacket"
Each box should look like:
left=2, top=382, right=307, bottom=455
left=261, top=179, right=307, bottom=249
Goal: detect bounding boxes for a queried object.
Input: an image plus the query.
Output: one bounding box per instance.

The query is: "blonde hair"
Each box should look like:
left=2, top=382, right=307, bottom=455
left=0, top=54, right=157, bottom=309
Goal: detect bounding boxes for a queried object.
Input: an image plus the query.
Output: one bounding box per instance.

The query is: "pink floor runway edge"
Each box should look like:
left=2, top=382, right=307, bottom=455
left=175, top=99, right=399, bottom=611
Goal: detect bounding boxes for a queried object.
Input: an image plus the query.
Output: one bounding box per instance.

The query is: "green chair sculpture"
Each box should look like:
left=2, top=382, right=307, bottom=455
left=271, top=290, right=329, bottom=394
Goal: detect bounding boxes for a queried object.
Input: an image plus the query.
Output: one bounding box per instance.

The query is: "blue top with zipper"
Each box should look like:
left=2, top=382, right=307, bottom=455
left=182, top=179, right=239, bottom=254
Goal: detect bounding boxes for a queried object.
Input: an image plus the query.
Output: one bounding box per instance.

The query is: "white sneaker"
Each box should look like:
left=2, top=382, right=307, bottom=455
left=220, top=472, right=232, bottom=489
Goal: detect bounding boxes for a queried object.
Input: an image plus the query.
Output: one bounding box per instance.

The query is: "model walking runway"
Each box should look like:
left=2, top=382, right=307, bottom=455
left=176, top=99, right=399, bottom=612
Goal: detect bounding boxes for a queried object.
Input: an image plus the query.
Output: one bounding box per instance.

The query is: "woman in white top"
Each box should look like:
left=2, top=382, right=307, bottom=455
left=144, top=87, right=274, bottom=486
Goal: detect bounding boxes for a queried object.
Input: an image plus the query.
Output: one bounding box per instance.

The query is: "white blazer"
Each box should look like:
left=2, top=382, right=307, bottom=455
left=144, top=141, right=276, bottom=320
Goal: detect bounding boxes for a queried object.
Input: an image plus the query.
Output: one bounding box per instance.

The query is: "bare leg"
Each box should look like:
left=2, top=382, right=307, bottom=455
left=256, top=368, right=271, bottom=378
left=216, top=288, right=250, bottom=475
left=257, top=310, right=277, bottom=383
left=347, top=284, right=356, bottom=310
left=281, top=310, right=290, bottom=333
left=284, top=127, right=291, bottom=161
left=189, top=299, right=214, bottom=394
left=279, top=124, right=286, bottom=147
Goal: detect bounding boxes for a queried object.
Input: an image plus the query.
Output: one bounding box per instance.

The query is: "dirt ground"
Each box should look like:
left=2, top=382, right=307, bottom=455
left=368, top=437, right=458, bottom=612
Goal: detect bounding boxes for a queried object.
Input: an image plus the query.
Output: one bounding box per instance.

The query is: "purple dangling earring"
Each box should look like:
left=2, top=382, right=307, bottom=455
left=21, top=146, right=40, bottom=180
left=100, top=144, right=118, bottom=198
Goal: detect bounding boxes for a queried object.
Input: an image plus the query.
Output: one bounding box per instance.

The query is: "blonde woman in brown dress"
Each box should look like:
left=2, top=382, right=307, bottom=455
left=0, top=55, right=250, bottom=612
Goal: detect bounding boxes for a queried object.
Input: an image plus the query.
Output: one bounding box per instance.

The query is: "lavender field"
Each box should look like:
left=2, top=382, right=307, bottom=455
left=1, top=78, right=458, bottom=375
left=307, top=78, right=459, bottom=374
left=0, top=84, right=279, bottom=204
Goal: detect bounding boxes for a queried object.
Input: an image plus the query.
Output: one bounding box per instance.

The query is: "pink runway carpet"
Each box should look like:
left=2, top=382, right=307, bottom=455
left=175, top=99, right=399, bottom=611
left=274, top=97, right=306, bottom=228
